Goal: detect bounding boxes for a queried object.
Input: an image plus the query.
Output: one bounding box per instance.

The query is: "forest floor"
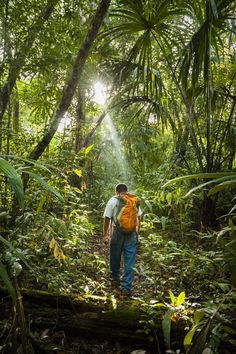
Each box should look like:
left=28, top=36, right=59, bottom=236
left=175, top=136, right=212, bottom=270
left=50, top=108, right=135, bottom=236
left=2, top=228, right=234, bottom=353
left=87, top=232, right=153, bottom=299
left=39, top=231, right=159, bottom=354
left=46, top=232, right=168, bottom=354
left=1, top=232, right=159, bottom=354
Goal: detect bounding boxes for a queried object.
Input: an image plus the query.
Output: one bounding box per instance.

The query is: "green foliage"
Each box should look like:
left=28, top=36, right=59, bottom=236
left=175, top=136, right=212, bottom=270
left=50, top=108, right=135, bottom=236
left=0, top=235, right=33, bottom=271
left=187, top=318, right=212, bottom=354
left=217, top=218, right=236, bottom=287
left=162, top=172, right=236, bottom=198
left=184, top=288, right=236, bottom=353
left=139, top=224, right=233, bottom=298
left=163, top=170, right=236, bottom=286
left=162, top=291, right=186, bottom=348
left=26, top=171, right=64, bottom=203
left=0, top=261, right=16, bottom=311
left=0, top=156, right=64, bottom=215
left=0, top=157, right=24, bottom=209
left=184, top=310, right=204, bottom=351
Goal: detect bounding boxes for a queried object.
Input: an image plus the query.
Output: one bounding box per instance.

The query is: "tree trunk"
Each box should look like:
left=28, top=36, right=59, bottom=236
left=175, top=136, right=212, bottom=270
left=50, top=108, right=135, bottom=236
left=75, top=87, right=86, bottom=153
left=0, top=287, right=187, bottom=352
left=201, top=192, right=218, bottom=227
left=12, top=86, right=20, bottom=133
left=29, top=0, right=111, bottom=161
left=82, top=110, right=107, bottom=148
left=0, top=0, right=59, bottom=151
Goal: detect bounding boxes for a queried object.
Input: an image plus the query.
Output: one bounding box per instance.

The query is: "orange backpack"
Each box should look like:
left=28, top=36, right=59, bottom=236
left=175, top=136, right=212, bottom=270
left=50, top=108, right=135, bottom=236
left=114, top=192, right=139, bottom=233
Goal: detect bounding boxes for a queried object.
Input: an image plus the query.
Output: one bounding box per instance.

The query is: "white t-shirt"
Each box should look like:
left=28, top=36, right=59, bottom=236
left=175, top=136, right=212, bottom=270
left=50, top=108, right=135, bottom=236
left=103, top=196, right=142, bottom=225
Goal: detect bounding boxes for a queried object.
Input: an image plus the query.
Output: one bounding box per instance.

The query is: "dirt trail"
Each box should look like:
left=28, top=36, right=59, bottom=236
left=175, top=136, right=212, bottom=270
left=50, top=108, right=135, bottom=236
left=87, top=232, right=152, bottom=298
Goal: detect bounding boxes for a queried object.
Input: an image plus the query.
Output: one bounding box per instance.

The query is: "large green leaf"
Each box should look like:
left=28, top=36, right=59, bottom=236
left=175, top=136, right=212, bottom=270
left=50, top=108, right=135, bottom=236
left=185, top=175, right=236, bottom=197
left=0, top=261, right=16, bottom=310
left=162, top=173, right=236, bottom=198
left=184, top=310, right=204, bottom=351
left=176, top=291, right=185, bottom=306
left=0, top=158, right=24, bottom=209
left=26, top=171, right=64, bottom=203
left=169, top=290, right=175, bottom=305
left=188, top=318, right=212, bottom=354
left=3, top=155, right=52, bottom=173
left=162, top=172, right=235, bottom=188
left=208, top=180, right=236, bottom=196
left=209, top=0, right=218, bottom=19
left=101, top=0, right=185, bottom=97
left=184, top=328, right=196, bottom=351
left=162, top=308, right=176, bottom=348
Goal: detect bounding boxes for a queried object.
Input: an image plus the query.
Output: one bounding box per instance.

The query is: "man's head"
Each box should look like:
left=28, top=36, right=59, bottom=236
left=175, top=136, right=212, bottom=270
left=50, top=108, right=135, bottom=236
left=116, top=183, right=128, bottom=194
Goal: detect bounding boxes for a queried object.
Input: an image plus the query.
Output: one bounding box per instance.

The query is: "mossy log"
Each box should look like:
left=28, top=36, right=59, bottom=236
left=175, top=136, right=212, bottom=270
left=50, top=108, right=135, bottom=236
left=0, top=287, right=187, bottom=350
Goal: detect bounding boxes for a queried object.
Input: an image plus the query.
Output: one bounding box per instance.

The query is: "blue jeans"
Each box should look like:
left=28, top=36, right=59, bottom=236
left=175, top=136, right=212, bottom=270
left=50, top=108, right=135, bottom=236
left=110, top=229, right=138, bottom=291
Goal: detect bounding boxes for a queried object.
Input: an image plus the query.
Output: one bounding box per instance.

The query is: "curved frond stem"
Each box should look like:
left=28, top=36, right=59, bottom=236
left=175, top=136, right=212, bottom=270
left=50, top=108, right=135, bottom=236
left=151, top=30, right=185, bottom=103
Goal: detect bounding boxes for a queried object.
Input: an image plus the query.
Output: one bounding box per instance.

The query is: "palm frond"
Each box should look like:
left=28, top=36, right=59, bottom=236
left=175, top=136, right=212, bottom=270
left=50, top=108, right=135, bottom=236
left=0, top=158, right=24, bottom=209
left=0, top=261, right=16, bottom=310
left=25, top=171, right=64, bottom=203
left=179, top=0, right=236, bottom=90
left=162, top=172, right=235, bottom=187
left=101, top=0, right=187, bottom=94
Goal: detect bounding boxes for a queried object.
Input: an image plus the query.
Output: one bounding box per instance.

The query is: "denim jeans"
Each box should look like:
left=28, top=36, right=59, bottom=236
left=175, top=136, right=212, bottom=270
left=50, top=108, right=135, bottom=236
left=110, top=229, right=138, bottom=291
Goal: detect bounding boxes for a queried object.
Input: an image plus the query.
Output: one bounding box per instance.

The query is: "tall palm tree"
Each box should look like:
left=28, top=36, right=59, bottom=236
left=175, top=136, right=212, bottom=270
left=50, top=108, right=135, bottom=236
left=102, top=0, right=235, bottom=170
left=101, top=0, right=236, bottom=225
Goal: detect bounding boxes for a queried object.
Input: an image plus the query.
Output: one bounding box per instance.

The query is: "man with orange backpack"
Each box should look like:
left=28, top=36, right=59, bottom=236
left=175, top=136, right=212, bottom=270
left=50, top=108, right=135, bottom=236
left=103, top=183, right=142, bottom=296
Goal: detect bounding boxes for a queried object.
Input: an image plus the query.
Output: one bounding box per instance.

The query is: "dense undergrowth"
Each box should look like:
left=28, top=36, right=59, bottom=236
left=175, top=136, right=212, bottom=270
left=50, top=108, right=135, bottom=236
left=1, top=190, right=235, bottom=353
left=1, top=0, right=236, bottom=351
left=0, top=156, right=235, bottom=353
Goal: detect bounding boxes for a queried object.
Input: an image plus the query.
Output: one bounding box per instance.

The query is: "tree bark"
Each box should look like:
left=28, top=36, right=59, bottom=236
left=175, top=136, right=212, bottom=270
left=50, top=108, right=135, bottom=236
left=75, top=87, right=86, bottom=153
left=0, top=0, right=59, bottom=151
left=29, top=0, right=111, bottom=161
left=82, top=110, right=107, bottom=148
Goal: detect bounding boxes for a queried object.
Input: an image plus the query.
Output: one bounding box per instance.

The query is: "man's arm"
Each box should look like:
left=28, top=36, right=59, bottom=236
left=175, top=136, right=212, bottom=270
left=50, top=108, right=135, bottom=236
left=136, top=203, right=142, bottom=234
left=103, top=216, right=111, bottom=243
left=137, top=215, right=141, bottom=233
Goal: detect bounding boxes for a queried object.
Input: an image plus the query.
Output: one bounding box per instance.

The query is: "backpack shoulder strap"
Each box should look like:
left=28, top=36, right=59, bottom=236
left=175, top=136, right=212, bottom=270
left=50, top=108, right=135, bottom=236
left=111, top=195, right=120, bottom=226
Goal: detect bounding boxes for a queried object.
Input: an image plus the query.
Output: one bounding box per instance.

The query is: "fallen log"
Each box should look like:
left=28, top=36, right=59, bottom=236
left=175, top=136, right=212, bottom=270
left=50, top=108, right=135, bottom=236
left=0, top=287, right=187, bottom=351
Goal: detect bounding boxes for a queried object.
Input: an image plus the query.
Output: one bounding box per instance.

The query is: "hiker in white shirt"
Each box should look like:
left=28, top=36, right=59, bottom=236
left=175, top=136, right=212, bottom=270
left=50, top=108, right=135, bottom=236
left=103, top=183, right=142, bottom=296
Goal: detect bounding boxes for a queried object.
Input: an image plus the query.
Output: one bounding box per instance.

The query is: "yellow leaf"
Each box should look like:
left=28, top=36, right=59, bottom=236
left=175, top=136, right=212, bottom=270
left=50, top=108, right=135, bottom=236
left=176, top=291, right=185, bottom=306
left=59, top=249, right=66, bottom=260
left=84, top=144, right=94, bottom=155
left=49, top=238, right=56, bottom=251
left=53, top=242, right=59, bottom=258
left=74, top=169, right=82, bottom=177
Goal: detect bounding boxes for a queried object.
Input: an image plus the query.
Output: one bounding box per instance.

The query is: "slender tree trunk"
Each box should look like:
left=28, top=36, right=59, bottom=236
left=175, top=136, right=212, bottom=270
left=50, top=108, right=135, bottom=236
left=216, top=100, right=236, bottom=170
left=6, top=97, right=11, bottom=155
left=75, top=87, right=86, bottom=152
left=0, top=0, right=10, bottom=153
left=186, top=101, right=204, bottom=171
left=14, top=277, right=28, bottom=354
left=205, top=6, right=213, bottom=172
left=82, top=110, right=107, bottom=149
left=29, top=0, right=111, bottom=161
left=0, top=0, right=10, bottom=80
left=12, top=86, right=20, bottom=133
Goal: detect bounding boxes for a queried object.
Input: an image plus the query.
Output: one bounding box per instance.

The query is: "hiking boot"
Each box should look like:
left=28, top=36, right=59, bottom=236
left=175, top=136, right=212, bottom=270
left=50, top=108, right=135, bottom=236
left=110, top=277, right=120, bottom=289
left=118, top=288, right=132, bottom=298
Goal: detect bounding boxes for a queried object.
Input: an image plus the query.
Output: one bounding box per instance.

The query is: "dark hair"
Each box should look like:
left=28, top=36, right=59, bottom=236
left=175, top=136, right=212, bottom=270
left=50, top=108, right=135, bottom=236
left=116, top=183, right=128, bottom=193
